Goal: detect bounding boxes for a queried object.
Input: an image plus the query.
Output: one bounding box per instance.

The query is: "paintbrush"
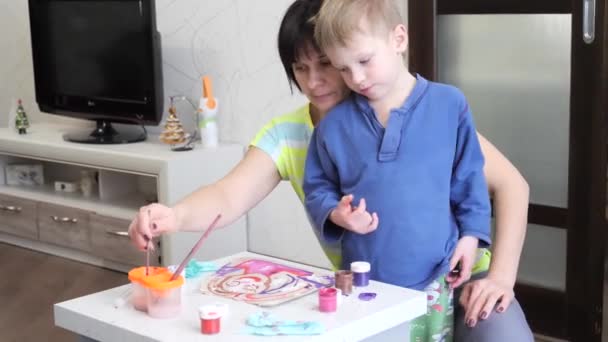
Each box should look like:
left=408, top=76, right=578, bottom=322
left=169, top=214, right=222, bottom=281
left=146, top=210, right=151, bottom=276
left=145, top=239, right=150, bottom=276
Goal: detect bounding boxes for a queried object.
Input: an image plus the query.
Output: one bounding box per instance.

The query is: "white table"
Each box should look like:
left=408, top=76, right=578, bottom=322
left=54, top=252, right=426, bottom=341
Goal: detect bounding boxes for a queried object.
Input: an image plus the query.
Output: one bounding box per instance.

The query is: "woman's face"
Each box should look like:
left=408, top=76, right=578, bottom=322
left=292, top=44, right=350, bottom=116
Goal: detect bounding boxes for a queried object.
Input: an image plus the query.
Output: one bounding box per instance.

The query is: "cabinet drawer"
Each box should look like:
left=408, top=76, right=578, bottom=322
left=38, top=203, right=90, bottom=251
left=90, top=214, right=160, bottom=267
left=0, top=194, right=37, bottom=239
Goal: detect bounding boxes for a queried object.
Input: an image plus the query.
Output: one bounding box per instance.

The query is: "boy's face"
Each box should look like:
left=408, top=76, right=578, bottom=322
left=325, top=18, right=408, bottom=103
left=292, top=43, right=350, bottom=115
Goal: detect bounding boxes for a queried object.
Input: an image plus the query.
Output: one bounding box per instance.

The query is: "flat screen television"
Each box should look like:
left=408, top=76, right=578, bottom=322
left=28, top=0, right=163, bottom=144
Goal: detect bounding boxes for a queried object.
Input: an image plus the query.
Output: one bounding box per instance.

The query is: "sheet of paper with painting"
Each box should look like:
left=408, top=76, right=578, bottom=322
left=200, top=258, right=334, bottom=307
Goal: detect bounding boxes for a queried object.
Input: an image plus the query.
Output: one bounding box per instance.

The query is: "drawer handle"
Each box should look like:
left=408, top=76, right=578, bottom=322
left=0, top=205, right=22, bottom=213
left=106, top=231, right=129, bottom=238
left=51, top=215, right=78, bottom=224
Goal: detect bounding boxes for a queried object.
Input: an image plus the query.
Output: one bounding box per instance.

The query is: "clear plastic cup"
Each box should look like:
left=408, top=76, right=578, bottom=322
left=127, top=266, right=168, bottom=312
left=131, top=282, right=147, bottom=312
left=143, top=272, right=185, bottom=319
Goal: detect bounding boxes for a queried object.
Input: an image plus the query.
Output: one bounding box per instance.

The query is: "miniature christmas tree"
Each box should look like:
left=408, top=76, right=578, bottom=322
left=159, top=99, right=191, bottom=149
left=15, top=99, right=30, bottom=134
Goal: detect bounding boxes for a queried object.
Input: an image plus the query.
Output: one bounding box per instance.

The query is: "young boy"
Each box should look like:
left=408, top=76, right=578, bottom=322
left=303, top=0, right=491, bottom=340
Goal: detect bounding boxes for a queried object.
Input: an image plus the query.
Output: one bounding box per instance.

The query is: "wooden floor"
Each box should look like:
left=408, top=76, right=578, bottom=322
left=0, top=242, right=127, bottom=342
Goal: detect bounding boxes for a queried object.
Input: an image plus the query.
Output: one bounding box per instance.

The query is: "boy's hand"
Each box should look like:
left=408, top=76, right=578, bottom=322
left=446, top=236, right=479, bottom=289
left=329, top=194, right=379, bottom=234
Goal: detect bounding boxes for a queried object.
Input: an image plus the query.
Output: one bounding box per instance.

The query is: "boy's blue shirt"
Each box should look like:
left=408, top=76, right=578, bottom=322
left=303, top=74, right=491, bottom=290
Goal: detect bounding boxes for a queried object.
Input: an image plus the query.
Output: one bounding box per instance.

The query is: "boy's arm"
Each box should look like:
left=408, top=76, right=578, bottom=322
left=451, top=103, right=492, bottom=246
left=303, top=129, right=344, bottom=243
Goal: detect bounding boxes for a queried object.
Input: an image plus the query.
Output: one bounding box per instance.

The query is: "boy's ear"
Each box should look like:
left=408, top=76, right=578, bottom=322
left=392, top=24, right=408, bottom=53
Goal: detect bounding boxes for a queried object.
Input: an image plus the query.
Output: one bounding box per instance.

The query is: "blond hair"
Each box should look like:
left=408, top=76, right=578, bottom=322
left=314, top=0, right=403, bottom=51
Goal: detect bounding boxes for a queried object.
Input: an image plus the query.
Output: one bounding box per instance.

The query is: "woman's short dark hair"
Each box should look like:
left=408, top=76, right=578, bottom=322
left=277, top=0, right=322, bottom=92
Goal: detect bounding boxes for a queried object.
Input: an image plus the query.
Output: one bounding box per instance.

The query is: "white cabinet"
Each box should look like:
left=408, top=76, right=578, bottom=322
left=0, top=123, right=247, bottom=271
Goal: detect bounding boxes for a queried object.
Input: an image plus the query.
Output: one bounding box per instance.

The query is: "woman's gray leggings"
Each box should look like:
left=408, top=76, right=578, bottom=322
left=453, top=272, right=535, bottom=342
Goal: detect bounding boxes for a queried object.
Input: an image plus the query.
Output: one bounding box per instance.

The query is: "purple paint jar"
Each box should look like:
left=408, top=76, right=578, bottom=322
left=350, top=261, right=371, bottom=287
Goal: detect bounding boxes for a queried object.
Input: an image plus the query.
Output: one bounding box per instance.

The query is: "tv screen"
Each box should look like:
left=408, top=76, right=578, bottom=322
left=28, top=0, right=163, bottom=143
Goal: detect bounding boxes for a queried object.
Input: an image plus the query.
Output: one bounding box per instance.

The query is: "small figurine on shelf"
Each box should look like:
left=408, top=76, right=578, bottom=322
left=198, top=76, right=218, bottom=147
left=15, top=99, right=30, bottom=134
left=159, top=97, right=193, bottom=151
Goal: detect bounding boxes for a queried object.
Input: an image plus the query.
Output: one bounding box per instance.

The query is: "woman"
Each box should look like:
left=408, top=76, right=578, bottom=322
left=129, top=0, right=532, bottom=340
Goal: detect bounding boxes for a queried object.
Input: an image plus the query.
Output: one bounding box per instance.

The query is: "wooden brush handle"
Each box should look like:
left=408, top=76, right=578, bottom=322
left=169, top=214, right=222, bottom=281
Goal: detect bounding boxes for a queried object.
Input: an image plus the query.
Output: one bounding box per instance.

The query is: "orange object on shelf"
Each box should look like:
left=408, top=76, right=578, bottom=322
left=202, top=76, right=217, bottom=109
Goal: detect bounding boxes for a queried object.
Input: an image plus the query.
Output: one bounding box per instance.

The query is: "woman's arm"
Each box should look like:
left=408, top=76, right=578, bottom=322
left=174, top=146, right=282, bottom=231
left=129, top=147, right=281, bottom=249
left=459, top=133, right=529, bottom=326
left=479, top=133, right=529, bottom=287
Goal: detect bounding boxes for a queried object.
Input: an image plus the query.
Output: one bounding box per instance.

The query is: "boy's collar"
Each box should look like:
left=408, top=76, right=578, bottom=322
left=352, top=74, right=429, bottom=162
left=352, top=73, right=429, bottom=116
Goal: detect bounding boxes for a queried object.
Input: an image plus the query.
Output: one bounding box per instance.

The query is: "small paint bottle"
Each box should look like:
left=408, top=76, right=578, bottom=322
left=199, top=305, right=222, bottom=335
left=318, top=287, right=337, bottom=313
left=334, top=270, right=354, bottom=295
left=350, top=261, right=371, bottom=287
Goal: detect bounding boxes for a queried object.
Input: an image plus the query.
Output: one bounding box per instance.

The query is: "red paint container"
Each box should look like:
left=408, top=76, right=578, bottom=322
left=318, top=287, right=337, bottom=313
left=199, top=305, right=226, bottom=335
left=201, top=315, right=220, bottom=334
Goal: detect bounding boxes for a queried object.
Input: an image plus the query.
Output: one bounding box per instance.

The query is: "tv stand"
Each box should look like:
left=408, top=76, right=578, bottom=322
left=63, top=120, right=146, bottom=144
left=0, top=122, right=247, bottom=272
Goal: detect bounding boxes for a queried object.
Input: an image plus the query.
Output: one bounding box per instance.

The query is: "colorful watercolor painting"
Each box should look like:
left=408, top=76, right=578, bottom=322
left=200, top=258, right=334, bottom=307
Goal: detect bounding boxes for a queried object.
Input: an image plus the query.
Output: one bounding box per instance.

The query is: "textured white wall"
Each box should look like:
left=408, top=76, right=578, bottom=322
left=154, top=0, right=308, bottom=143
left=0, top=1, right=37, bottom=129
